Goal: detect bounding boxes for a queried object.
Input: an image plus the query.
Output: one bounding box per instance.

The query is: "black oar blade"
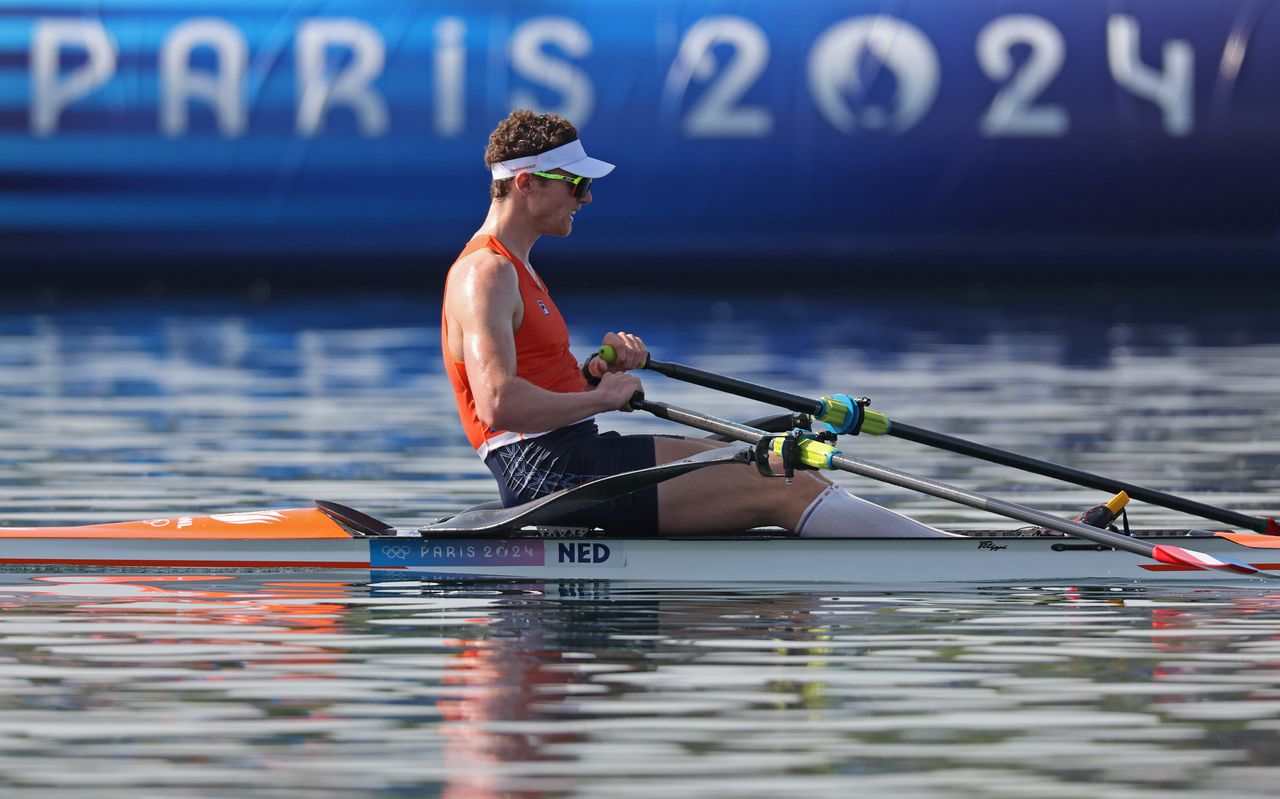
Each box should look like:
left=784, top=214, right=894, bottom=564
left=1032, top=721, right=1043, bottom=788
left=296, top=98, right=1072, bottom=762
left=420, top=445, right=751, bottom=534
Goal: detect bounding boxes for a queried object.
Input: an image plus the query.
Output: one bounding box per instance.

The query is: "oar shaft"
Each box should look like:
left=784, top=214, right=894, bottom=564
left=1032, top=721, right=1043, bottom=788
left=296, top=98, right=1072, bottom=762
left=645, top=357, right=824, bottom=417
left=639, top=398, right=778, bottom=447
left=888, top=421, right=1269, bottom=533
left=635, top=398, right=1160, bottom=559
left=627, top=353, right=1273, bottom=535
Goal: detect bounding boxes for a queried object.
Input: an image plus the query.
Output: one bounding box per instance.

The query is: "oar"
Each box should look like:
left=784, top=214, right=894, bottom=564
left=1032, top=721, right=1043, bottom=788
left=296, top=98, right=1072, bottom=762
left=419, top=445, right=751, bottom=535
left=600, top=346, right=1279, bottom=536
left=630, top=395, right=1272, bottom=579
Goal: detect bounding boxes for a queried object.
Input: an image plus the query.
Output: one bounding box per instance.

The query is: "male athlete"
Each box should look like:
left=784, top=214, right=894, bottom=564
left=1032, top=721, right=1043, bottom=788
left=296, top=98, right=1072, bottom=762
left=442, top=109, right=951, bottom=537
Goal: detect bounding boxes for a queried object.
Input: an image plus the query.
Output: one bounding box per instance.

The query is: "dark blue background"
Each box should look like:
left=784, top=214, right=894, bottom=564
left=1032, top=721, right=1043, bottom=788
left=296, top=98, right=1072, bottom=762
left=1, top=1, right=1277, bottom=281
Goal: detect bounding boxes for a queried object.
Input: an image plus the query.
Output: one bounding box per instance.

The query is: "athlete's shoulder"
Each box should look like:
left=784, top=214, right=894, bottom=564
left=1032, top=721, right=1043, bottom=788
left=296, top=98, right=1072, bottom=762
left=458, top=244, right=511, bottom=270
left=446, top=250, right=522, bottom=328
left=450, top=244, right=516, bottom=287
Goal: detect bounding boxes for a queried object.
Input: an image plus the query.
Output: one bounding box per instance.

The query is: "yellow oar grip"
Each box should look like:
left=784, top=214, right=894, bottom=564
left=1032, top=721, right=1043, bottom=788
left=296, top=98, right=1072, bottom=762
left=861, top=408, right=890, bottom=436
left=818, top=399, right=851, bottom=429
left=770, top=436, right=840, bottom=470
left=817, top=396, right=890, bottom=436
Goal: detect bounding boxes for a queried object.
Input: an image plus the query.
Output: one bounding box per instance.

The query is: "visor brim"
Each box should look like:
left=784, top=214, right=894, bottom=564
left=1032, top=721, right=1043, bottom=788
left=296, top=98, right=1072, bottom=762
left=561, top=155, right=615, bottom=179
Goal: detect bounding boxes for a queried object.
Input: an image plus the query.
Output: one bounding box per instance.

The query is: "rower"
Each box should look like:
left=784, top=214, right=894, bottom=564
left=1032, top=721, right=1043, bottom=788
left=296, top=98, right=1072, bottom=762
left=439, top=109, right=954, bottom=538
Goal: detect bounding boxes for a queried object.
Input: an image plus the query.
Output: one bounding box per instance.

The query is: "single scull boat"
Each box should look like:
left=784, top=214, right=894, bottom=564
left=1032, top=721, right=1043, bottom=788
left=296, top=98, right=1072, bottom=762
left=2, top=361, right=1273, bottom=583
left=0, top=499, right=1276, bottom=583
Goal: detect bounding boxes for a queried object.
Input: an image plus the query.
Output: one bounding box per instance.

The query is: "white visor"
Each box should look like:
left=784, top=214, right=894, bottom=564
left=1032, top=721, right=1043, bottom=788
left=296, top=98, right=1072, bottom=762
left=490, top=139, right=615, bottom=180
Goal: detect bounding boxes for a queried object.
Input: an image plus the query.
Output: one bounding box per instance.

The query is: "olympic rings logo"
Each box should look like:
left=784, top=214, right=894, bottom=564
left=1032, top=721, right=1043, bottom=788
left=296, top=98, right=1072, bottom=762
left=381, top=545, right=411, bottom=559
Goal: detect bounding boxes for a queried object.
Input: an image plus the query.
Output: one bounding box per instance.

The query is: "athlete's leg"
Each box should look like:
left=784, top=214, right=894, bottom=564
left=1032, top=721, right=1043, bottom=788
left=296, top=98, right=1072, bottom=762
left=653, top=437, right=953, bottom=537
left=652, top=437, right=824, bottom=533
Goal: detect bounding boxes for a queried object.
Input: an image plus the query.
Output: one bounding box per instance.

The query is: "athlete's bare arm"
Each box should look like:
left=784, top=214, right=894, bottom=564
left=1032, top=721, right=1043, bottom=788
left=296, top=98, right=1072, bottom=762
left=445, top=249, right=640, bottom=433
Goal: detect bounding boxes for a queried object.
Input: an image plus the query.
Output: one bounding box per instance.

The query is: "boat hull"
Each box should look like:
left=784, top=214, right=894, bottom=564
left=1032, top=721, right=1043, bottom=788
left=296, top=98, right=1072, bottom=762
left=2, top=507, right=1276, bottom=583
left=3, top=531, right=1279, bottom=583
left=373, top=535, right=1280, bottom=583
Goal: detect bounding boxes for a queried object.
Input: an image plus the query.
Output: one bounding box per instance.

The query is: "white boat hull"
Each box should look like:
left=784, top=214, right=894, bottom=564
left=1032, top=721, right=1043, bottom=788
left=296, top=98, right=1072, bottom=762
left=2, top=531, right=1278, bottom=584
left=372, top=534, right=1280, bottom=583
left=1, top=506, right=1275, bottom=583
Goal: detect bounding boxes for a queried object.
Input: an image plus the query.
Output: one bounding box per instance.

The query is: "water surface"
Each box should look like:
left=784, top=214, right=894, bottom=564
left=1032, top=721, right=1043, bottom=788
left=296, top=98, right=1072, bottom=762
left=2, top=576, right=1280, bottom=797
left=0, top=287, right=1276, bottom=796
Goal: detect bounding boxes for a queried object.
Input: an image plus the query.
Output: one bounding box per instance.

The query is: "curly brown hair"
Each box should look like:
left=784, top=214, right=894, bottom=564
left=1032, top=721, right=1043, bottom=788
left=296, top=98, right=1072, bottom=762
left=485, top=110, right=579, bottom=200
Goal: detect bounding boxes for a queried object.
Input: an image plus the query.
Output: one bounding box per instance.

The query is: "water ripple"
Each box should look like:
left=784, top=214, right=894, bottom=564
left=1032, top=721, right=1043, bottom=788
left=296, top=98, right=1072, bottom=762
left=0, top=292, right=1276, bottom=795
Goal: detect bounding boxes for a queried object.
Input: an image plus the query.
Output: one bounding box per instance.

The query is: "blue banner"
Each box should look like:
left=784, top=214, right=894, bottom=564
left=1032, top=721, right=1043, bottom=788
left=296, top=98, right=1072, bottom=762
left=1, top=2, right=1276, bottom=276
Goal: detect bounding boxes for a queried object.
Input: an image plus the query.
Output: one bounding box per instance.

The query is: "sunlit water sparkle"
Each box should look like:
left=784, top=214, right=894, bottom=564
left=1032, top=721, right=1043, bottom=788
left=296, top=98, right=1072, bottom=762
left=0, top=288, right=1276, bottom=796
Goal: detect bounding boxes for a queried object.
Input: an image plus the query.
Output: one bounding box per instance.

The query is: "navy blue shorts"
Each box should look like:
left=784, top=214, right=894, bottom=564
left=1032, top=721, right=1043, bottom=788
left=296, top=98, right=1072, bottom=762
left=484, top=420, right=660, bottom=534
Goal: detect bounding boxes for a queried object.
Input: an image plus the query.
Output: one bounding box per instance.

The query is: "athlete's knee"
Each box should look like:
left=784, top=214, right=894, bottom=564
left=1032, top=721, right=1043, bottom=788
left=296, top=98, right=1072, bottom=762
left=732, top=470, right=824, bottom=527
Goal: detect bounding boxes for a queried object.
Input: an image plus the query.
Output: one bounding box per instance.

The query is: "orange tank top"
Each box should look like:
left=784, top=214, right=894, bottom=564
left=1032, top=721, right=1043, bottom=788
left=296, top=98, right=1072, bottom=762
left=442, top=235, right=587, bottom=456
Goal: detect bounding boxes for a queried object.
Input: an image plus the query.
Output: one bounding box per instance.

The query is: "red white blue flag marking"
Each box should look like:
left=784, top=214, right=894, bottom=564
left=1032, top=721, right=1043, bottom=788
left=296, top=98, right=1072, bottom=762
left=1151, top=544, right=1262, bottom=576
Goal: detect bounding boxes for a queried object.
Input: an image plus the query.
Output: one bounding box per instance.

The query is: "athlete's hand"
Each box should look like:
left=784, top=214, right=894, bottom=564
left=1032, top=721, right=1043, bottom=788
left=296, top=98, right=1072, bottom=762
left=599, top=331, right=648, bottom=372
left=595, top=371, right=643, bottom=411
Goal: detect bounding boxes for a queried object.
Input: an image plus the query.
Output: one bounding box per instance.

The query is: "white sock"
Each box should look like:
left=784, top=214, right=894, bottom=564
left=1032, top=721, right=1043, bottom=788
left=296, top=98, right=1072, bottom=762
left=795, top=485, right=960, bottom=538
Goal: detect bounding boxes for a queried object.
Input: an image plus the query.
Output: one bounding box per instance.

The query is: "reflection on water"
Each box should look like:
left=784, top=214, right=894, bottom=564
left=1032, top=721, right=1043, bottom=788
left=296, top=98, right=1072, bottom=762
left=0, top=288, right=1277, bottom=795
left=0, top=574, right=1279, bottom=797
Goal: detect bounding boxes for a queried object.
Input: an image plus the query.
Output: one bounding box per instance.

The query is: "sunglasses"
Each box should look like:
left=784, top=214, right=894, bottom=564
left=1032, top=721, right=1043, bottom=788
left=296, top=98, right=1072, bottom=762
left=531, top=171, right=592, bottom=199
